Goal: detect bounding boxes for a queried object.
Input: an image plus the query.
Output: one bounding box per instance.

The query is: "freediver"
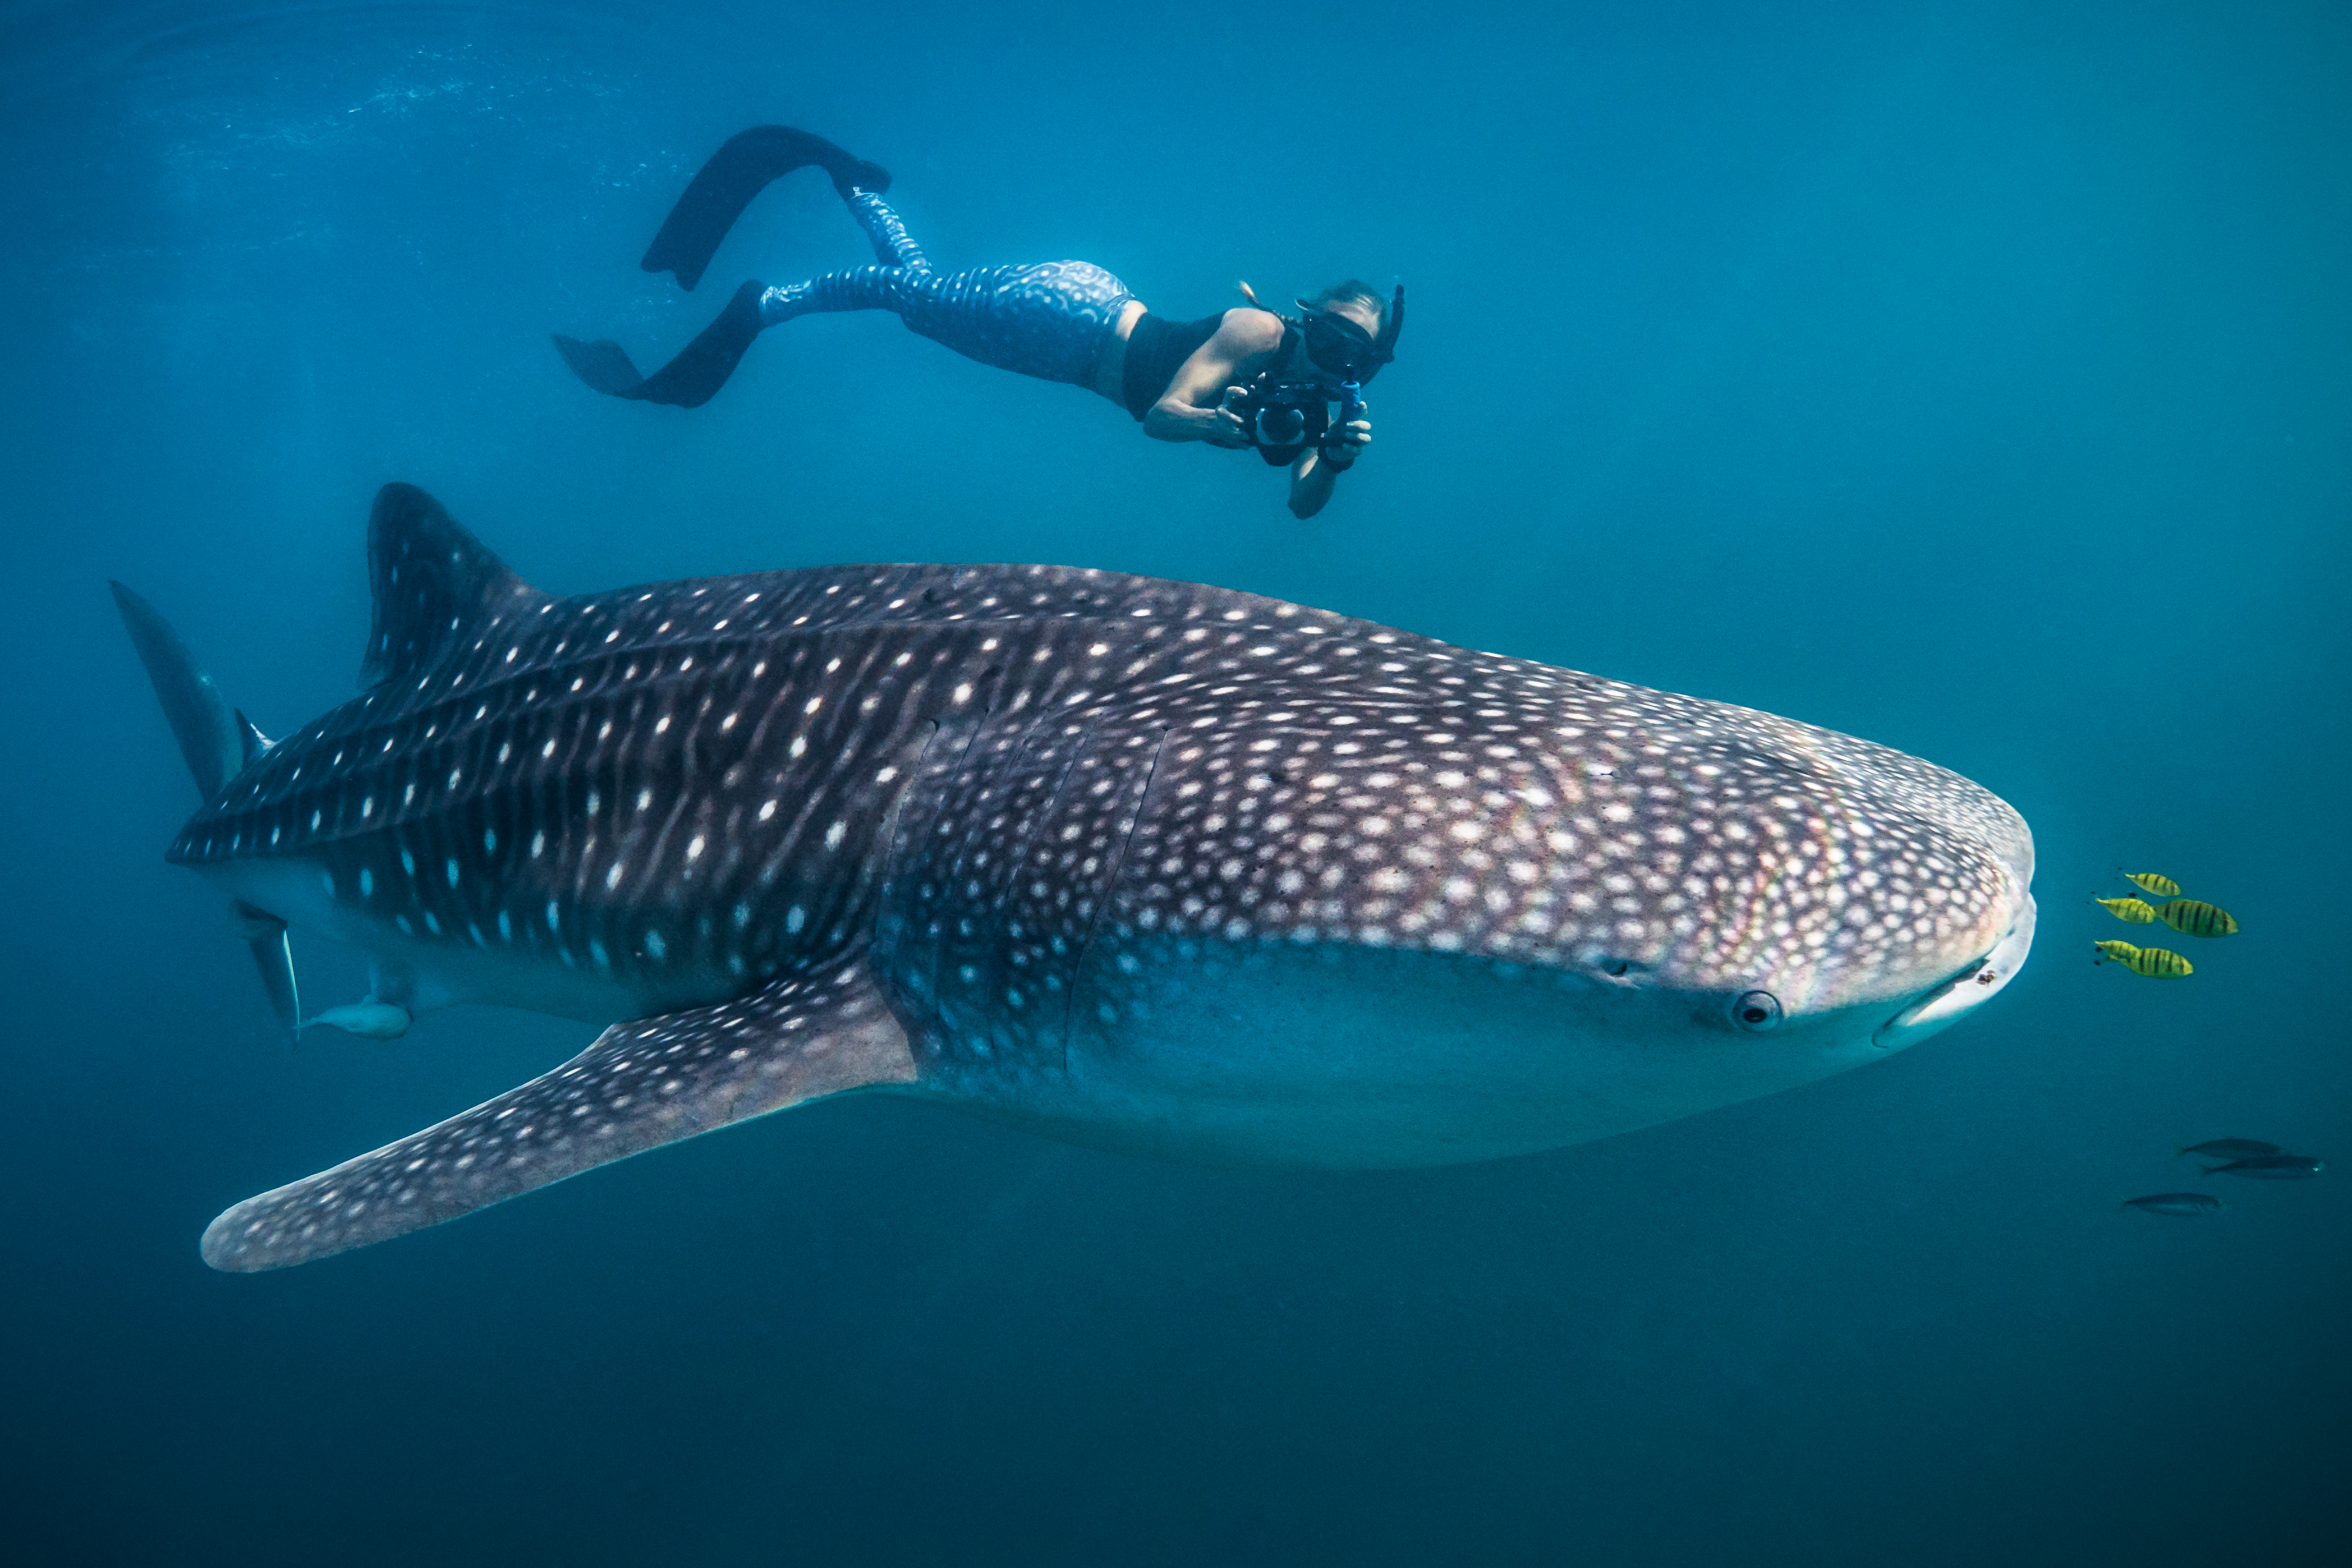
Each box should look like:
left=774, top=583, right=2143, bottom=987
left=552, top=127, right=1400, bottom=519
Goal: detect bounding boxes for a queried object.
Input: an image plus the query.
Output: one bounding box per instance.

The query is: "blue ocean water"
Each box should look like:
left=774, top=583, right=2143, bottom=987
left=3, top=1, right=2347, bottom=1560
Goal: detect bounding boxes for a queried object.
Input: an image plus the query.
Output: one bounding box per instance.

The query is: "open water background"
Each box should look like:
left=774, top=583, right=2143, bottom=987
left=2, top=2, right=2348, bottom=1561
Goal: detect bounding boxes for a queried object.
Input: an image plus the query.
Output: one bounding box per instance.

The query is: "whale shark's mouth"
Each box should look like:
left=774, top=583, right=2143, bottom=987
left=1869, top=889, right=2037, bottom=1050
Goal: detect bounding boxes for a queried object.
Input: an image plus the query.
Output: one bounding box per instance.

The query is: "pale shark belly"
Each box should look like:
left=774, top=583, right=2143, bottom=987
left=958, top=941, right=1901, bottom=1168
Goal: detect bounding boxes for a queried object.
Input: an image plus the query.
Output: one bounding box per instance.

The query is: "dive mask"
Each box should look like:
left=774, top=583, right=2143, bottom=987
left=1302, top=312, right=1376, bottom=377
left=1294, top=283, right=1405, bottom=383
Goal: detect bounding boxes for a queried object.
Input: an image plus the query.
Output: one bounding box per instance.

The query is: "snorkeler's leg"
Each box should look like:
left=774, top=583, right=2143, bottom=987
left=757, top=265, right=911, bottom=328
left=641, top=126, right=893, bottom=291
left=553, top=263, right=918, bottom=407
left=893, top=263, right=1133, bottom=385
left=843, top=190, right=930, bottom=272
left=552, top=279, right=771, bottom=408
left=555, top=258, right=1133, bottom=407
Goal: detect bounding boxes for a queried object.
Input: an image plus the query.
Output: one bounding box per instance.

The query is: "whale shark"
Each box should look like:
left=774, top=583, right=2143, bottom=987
left=117, top=484, right=2037, bottom=1272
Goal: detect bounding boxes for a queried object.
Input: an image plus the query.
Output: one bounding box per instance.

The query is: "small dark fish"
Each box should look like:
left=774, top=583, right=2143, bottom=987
left=2201, top=1155, right=2325, bottom=1180
left=2177, top=1138, right=2280, bottom=1160
left=2125, top=1193, right=2224, bottom=1216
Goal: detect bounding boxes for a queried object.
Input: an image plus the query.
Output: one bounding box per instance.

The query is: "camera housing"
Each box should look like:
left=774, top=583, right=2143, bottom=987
left=1237, top=377, right=1363, bottom=466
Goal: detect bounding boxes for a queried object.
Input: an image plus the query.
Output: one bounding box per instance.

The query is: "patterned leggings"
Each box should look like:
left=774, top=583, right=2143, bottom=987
left=759, top=192, right=1133, bottom=388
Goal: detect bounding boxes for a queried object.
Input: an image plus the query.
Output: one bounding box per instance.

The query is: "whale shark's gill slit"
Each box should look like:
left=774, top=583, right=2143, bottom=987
left=871, top=703, right=1002, bottom=1029
left=989, top=711, right=1102, bottom=1070
left=868, top=718, right=957, bottom=977
left=1060, top=726, right=1169, bottom=1062
left=918, top=698, right=1010, bottom=1012
left=879, top=657, right=1078, bottom=1070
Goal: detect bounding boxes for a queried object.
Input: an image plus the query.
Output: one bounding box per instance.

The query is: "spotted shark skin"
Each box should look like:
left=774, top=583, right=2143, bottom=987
left=135, top=484, right=2036, bottom=1271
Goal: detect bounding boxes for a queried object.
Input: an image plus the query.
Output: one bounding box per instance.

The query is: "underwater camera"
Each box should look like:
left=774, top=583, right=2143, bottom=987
left=1234, top=378, right=1363, bottom=466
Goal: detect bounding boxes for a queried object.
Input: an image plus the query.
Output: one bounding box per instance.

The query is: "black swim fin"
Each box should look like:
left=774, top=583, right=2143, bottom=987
left=642, top=125, right=892, bottom=291
left=552, top=279, right=770, bottom=409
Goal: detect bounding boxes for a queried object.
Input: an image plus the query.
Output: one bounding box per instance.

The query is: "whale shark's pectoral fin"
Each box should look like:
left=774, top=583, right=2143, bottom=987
left=200, top=955, right=916, bottom=1272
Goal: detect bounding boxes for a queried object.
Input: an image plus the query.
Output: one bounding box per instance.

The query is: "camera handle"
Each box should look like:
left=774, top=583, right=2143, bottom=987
left=1322, top=381, right=1363, bottom=449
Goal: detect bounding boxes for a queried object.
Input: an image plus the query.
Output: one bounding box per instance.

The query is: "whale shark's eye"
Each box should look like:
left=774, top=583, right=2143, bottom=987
left=1731, top=991, right=1783, bottom=1032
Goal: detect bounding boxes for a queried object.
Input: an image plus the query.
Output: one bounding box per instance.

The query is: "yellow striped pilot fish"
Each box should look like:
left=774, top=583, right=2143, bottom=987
left=2121, top=872, right=2181, bottom=898
left=2093, top=940, right=2192, bottom=978
left=2093, top=896, right=2156, bottom=924
left=2154, top=899, right=2238, bottom=937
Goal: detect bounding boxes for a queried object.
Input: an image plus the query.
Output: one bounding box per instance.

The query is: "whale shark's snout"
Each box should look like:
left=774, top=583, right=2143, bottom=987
left=1871, top=891, right=2037, bottom=1048
left=1869, top=827, right=2037, bottom=1049
left=1442, top=700, right=2039, bottom=1055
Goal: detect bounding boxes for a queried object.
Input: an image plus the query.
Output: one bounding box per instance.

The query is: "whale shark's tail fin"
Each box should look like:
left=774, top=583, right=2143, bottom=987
left=110, top=582, right=303, bottom=1037
left=109, top=581, right=242, bottom=800
left=641, top=125, right=890, bottom=291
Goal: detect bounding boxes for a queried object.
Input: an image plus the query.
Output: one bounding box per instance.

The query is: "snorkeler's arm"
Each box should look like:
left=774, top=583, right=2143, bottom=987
left=1142, top=309, right=1286, bottom=446
left=1287, top=402, right=1371, bottom=520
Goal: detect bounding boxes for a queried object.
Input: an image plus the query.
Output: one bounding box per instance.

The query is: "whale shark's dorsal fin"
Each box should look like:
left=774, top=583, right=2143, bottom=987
left=200, top=953, right=918, bottom=1271
left=361, top=483, right=550, bottom=690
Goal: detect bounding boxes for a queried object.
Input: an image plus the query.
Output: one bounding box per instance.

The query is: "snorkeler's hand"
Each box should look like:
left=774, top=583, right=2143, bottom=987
left=1205, top=386, right=1252, bottom=448
left=1323, top=406, right=1371, bottom=467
